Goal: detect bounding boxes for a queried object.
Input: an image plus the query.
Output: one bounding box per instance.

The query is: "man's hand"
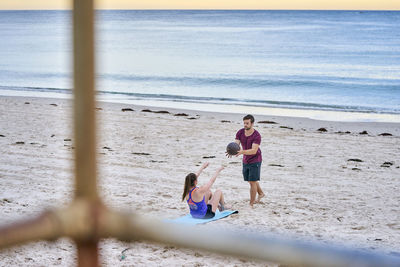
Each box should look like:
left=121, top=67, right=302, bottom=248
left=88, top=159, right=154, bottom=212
left=235, top=149, right=243, bottom=157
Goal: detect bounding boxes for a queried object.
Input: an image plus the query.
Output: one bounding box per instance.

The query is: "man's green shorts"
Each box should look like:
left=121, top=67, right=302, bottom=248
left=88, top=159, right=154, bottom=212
left=242, top=162, right=261, bottom=181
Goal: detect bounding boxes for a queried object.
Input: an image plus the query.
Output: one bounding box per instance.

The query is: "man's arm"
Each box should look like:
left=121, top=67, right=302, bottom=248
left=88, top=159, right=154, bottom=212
left=237, top=143, right=259, bottom=156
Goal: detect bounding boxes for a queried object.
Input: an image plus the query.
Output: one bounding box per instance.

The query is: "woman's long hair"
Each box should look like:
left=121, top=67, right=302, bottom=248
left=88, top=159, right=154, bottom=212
left=182, top=173, right=197, bottom=201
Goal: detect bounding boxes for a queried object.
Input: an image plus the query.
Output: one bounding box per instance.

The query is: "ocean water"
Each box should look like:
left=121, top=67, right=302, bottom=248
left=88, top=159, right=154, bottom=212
left=0, top=10, right=399, bottom=122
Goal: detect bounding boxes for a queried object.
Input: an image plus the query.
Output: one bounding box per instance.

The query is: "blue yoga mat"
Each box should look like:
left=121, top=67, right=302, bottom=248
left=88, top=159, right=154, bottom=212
left=165, top=210, right=238, bottom=225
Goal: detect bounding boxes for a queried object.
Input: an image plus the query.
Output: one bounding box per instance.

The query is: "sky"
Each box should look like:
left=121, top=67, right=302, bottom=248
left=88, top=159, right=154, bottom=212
left=0, top=0, right=399, bottom=10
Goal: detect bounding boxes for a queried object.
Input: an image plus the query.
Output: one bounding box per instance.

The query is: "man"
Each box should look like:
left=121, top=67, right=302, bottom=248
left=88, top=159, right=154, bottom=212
left=228, top=114, right=265, bottom=208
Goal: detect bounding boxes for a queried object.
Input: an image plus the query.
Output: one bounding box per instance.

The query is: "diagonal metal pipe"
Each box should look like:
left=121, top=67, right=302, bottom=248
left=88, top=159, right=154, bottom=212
left=2, top=202, right=400, bottom=267
left=103, top=211, right=400, bottom=267
left=0, top=211, right=61, bottom=249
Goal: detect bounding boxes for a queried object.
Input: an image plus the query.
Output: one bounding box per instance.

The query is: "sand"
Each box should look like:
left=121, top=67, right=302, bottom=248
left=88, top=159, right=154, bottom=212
left=0, top=95, right=399, bottom=266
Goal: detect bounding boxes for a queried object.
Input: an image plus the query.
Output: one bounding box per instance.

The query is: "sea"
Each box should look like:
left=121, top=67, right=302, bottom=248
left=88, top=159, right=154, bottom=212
left=0, top=10, right=399, bottom=122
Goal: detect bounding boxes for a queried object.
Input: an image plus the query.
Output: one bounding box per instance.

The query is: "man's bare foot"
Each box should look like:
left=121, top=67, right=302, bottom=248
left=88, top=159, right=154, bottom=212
left=256, top=193, right=265, bottom=203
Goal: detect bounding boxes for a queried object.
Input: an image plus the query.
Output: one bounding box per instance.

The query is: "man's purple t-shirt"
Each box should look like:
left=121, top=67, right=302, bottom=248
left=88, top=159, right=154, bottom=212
left=235, top=128, right=262, bottom=164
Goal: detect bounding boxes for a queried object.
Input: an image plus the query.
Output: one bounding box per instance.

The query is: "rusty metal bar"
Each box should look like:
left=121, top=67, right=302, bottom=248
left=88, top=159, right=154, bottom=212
left=73, top=0, right=98, bottom=202
left=77, top=242, right=99, bottom=267
left=0, top=200, right=102, bottom=250
left=0, top=211, right=61, bottom=249
left=0, top=200, right=100, bottom=250
left=72, top=0, right=99, bottom=265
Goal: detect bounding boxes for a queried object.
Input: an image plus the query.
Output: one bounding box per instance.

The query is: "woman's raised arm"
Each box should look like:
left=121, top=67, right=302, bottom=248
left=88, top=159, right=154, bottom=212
left=198, top=166, right=224, bottom=194
left=196, top=162, right=209, bottom=178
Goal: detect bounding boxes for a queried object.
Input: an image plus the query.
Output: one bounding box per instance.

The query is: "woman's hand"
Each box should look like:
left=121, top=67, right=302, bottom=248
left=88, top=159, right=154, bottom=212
left=197, top=162, right=209, bottom=178
left=202, top=162, right=210, bottom=169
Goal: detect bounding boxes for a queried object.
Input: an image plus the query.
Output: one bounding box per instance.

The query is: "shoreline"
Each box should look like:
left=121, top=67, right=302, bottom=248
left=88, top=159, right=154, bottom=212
left=1, top=94, right=399, bottom=137
left=1, top=89, right=400, bottom=124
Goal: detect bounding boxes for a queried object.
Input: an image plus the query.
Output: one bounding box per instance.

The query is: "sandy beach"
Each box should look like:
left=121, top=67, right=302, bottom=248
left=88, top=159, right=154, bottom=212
left=0, top=95, right=399, bottom=266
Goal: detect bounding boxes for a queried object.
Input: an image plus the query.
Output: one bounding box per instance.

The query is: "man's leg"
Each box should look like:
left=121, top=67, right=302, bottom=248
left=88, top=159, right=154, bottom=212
left=249, top=181, right=257, bottom=207
left=256, top=182, right=265, bottom=202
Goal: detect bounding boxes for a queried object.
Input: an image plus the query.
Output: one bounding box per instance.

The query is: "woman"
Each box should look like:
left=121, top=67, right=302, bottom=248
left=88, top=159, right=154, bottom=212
left=182, top=162, right=228, bottom=219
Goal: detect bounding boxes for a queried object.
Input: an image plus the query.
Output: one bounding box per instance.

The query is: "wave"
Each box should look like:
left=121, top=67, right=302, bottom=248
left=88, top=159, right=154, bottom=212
left=98, top=73, right=400, bottom=90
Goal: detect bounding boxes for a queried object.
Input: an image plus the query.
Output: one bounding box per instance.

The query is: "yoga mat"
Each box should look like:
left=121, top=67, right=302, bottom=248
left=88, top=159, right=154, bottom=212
left=165, top=210, right=238, bottom=225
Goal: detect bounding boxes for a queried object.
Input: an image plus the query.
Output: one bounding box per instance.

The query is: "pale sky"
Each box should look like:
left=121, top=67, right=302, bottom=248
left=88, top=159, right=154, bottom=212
left=0, top=0, right=399, bottom=10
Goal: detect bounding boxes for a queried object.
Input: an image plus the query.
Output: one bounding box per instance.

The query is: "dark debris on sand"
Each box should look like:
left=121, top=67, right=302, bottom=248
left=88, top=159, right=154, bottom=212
left=381, top=162, right=394, bottom=168
left=280, top=126, right=293, bottom=130
left=122, top=108, right=134, bottom=112
left=132, top=152, right=151, bottom=156
left=139, top=109, right=172, bottom=114
left=348, top=158, right=363, bottom=162
left=1, top=198, right=13, bottom=204
left=378, top=133, right=392, bottom=136
left=258, top=120, right=278, bottom=124
left=174, top=113, right=189, bottom=116
left=317, top=128, right=327, bottom=132
left=359, top=130, right=368, bottom=135
left=269, top=164, right=284, bottom=167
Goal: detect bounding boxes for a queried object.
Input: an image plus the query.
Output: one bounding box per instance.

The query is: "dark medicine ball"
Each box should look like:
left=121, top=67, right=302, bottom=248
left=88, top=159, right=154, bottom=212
left=226, top=142, right=240, bottom=155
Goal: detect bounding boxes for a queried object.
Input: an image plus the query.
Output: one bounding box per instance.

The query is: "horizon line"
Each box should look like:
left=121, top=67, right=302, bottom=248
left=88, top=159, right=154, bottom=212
left=1, top=8, right=400, bottom=11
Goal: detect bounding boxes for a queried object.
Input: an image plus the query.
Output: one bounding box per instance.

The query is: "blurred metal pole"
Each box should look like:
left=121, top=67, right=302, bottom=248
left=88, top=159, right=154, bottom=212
left=73, top=0, right=97, bottom=202
left=73, top=0, right=98, bottom=266
left=104, top=211, right=400, bottom=267
left=0, top=212, right=61, bottom=249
